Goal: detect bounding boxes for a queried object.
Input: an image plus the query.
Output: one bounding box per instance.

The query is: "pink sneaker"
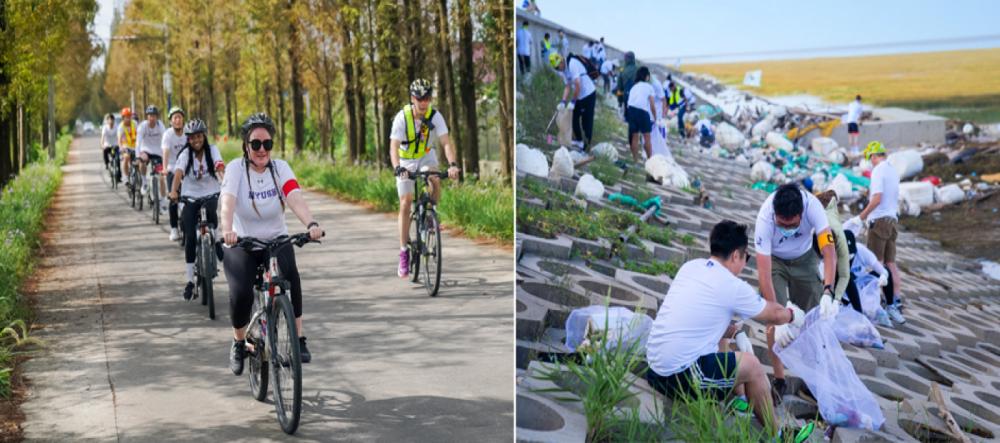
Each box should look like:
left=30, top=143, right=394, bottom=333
left=397, top=249, right=409, bottom=278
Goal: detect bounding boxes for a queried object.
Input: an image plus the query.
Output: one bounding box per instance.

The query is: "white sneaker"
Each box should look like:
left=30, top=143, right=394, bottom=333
left=887, top=305, right=906, bottom=324
left=169, top=228, right=179, bottom=242
left=875, top=309, right=893, bottom=328
left=141, top=183, right=149, bottom=195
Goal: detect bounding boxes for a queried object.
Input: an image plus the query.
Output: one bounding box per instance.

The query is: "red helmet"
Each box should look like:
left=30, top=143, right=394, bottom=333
left=121, top=107, right=133, bottom=118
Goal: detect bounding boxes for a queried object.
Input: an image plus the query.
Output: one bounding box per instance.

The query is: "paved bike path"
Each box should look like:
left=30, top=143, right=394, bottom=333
left=20, top=135, right=513, bottom=442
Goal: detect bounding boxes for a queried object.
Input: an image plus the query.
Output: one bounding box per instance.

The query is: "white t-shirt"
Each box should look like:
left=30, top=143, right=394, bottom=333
left=101, top=123, right=117, bottom=148
left=220, top=158, right=300, bottom=240
left=516, top=28, right=532, bottom=56
left=582, top=44, right=593, bottom=59
left=868, top=160, right=899, bottom=221
left=600, top=60, right=616, bottom=76
left=161, top=128, right=187, bottom=169
left=650, top=77, right=666, bottom=106
left=594, top=43, right=606, bottom=61
left=754, top=189, right=830, bottom=260
left=174, top=145, right=225, bottom=198
left=389, top=108, right=450, bottom=153
left=646, top=258, right=766, bottom=376
left=563, top=57, right=596, bottom=100
left=136, top=120, right=166, bottom=156
left=845, top=100, right=862, bottom=124
left=627, top=81, right=655, bottom=116
left=851, top=243, right=887, bottom=277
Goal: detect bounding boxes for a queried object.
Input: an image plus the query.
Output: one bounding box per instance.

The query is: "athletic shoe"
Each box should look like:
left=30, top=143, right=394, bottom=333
left=727, top=395, right=751, bottom=417
left=230, top=339, right=247, bottom=375
left=169, top=228, right=180, bottom=242
left=398, top=249, right=409, bottom=278
left=875, top=309, right=893, bottom=328
left=183, top=281, right=195, bottom=301
left=299, top=337, right=311, bottom=363
left=777, top=421, right=816, bottom=443
left=140, top=183, right=149, bottom=195
left=887, top=305, right=906, bottom=324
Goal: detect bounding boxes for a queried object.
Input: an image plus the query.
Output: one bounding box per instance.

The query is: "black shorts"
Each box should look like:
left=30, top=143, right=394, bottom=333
left=645, top=352, right=738, bottom=400
left=848, top=122, right=859, bottom=134
left=626, top=106, right=652, bottom=137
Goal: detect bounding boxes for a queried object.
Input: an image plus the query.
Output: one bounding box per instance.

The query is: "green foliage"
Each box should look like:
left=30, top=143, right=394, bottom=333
left=588, top=156, right=623, bottom=187
left=518, top=204, right=638, bottom=241
left=592, top=97, right=626, bottom=144
left=515, top=68, right=565, bottom=147
left=681, top=234, right=696, bottom=246
left=638, top=223, right=673, bottom=246
left=621, top=259, right=679, bottom=278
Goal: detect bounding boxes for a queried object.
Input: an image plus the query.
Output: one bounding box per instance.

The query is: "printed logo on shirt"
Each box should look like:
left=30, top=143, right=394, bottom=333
left=248, top=187, right=280, bottom=200
left=756, top=237, right=763, bottom=247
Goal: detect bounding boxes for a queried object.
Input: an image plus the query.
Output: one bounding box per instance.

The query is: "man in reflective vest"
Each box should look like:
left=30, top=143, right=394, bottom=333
left=389, top=78, right=460, bottom=278
left=667, top=82, right=695, bottom=138
left=117, top=107, right=138, bottom=186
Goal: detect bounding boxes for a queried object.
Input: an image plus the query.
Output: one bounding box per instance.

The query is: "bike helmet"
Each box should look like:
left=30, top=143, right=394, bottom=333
left=167, top=106, right=185, bottom=119
left=549, top=52, right=563, bottom=69
left=864, top=140, right=886, bottom=161
left=145, top=105, right=159, bottom=115
left=409, top=78, right=432, bottom=99
left=241, top=112, right=276, bottom=139
left=121, top=107, right=133, bottom=118
left=184, top=118, right=207, bottom=136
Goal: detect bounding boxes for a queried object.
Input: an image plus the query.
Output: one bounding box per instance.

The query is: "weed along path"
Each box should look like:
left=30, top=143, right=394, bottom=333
left=19, top=135, right=513, bottom=442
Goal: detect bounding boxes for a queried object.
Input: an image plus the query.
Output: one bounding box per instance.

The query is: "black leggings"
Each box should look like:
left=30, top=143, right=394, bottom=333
left=876, top=268, right=895, bottom=306
left=842, top=271, right=862, bottom=313
left=223, top=244, right=302, bottom=329
left=181, top=196, right=218, bottom=264
left=573, top=92, right=596, bottom=148
left=167, top=172, right=180, bottom=229
left=103, top=147, right=115, bottom=168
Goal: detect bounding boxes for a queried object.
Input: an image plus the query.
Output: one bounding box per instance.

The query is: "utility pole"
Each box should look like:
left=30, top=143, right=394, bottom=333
left=115, top=20, right=170, bottom=109
left=48, top=75, right=55, bottom=159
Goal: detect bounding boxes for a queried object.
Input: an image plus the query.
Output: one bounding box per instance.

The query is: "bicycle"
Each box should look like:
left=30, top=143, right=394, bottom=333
left=145, top=156, right=163, bottom=224
left=180, top=193, right=220, bottom=319
left=237, top=232, right=322, bottom=435
left=107, top=146, right=121, bottom=190
left=128, top=153, right=141, bottom=209
left=406, top=168, right=447, bottom=297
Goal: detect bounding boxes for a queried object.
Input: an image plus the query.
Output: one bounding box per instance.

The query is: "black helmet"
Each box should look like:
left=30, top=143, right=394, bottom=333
left=241, top=112, right=276, bottom=139
left=183, top=119, right=207, bottom=136
left=409, top=78, right=432, bottom=99
left=145, top=105, right=159, bottom=115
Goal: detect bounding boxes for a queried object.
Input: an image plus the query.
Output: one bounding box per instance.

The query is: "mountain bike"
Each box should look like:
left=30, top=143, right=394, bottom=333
left=238, top=232, right=322, bottom=435
left=146, top=157, right=163, bottom=224
left=181, top=193, right=220, bottom=319
left=407, top=168, right=447, bottom=297
left=128, top=153, right=141, bottom=209
left=107, top=146, right=121, bottom=190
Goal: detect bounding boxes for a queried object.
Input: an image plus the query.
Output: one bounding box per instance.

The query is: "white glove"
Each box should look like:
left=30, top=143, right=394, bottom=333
left=775, top=302, right=805, bottom=348
left=557, top=102, right=566, bottom=111
left=844, top=216, right=864, bottom=235
left=734, top=331, right=753, bottom=353
left=819, top=288, right=839, bottom=320
left=567, top=101, right=575, bottom=110
left=878, top=273, right=889, bottom=287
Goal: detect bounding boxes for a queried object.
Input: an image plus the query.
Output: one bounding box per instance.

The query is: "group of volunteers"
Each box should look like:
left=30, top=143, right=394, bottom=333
left=94, top=79, right=458, bottom=375
left=642, top=141, right=903, bottom=441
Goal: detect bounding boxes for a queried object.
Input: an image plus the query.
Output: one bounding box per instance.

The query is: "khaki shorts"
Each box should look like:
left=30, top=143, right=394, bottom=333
left=867, top=217, right=897, bottom=263
left=771, top=250, right=822, bottom=311
left=396, top=149, right=439, bottom=197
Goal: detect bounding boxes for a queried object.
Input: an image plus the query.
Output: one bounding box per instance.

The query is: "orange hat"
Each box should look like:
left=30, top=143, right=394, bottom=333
left=121, top=107, right=133, bottom=117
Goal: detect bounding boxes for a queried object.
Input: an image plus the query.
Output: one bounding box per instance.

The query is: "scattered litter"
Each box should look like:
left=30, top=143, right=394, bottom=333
left=898, top=181, right=935, bottom=208
left=645, top=154, right=690, bottom=188
left=575, top=173, right=605, bottom=200
left=556, top=107, right=574, bottom=146
left=650, top=121, right=673, bottom=159
left=716, top=122, right=746, bottom=150
left=765, top=131, right=793, bottom=152
left=833, top=307, right=884, bottom=349
left=811, top=137, right=838, bottom=156
left=564, top=306, right=653, bottom=352
left=887, top=149, right=924, bottom=179
left=516, top=144, right=549, bottom=177
left=751, top=160, right=775, bottom=182
left=827, top=173, right=854, bottom=200
left=549, top=146, right=574, bottom=180
left=592, top=142, right=619, bottom=161
left=920, top=176, right=941, bottom=186
left=980, top=260, right=1000, bottom=281
left=934, top=184, right=964, bottom=205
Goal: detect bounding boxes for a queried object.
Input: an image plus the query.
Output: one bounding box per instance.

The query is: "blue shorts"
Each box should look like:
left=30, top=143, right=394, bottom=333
left=626, top=106, right=652, bottom=137
left=646, top=352, right=738, bottom=400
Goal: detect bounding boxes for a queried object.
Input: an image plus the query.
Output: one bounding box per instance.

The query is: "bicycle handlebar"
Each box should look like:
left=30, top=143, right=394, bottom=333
left=407, top=170, right=449, bottom=179
left=233, top=231, right=325, bottom=251
left=179, top=193, right=220, bottom=205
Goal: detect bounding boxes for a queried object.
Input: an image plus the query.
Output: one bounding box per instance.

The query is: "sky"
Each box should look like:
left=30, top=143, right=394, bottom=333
left=533, top=0, right=1000, bottom=64
left=92, top=0, right=120, bottom=69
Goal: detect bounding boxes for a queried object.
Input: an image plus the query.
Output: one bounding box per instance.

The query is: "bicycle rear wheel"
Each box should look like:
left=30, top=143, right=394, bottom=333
left=422, top=210, right=442, bottom=297
left=129, top=169, right=137, bottom=207
left=200, top=235, right=215, bottom=319
left=269, top=293, right=301, bottom=434
left=247, top=302, right=269, bottom=401
left=408, top=210, right=421, bottom=283
left=152, top=176, right=160, bottom=224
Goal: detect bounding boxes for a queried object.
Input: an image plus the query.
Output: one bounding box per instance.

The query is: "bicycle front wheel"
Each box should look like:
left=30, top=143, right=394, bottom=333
left=422, top=210, right=442, bottom=297
left=409, top=210, right=421, bottom=283
left=200, top=235, right=215, bottom=319
left=269, top=293, right=302, bottom=434
left=152, top=177, right=160, bottom=224
left=247, top=302, right=269, bottom=401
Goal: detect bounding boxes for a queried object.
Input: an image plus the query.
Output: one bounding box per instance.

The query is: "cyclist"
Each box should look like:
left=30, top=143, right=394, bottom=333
left=162, top=107, right=188, bottom=241
left=168, top=119, right=224, bottom=301
left=117, top=107, right=137, bottom=185
left=100, top=113, right=117, bottom=171
left=220, top=113, right=323, bottom=374
left=136, top=105, right=166, bottom=204
left=389, top=79, right=460, bottom=278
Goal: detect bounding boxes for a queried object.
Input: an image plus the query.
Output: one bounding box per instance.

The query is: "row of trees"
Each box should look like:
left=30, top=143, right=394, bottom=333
left=0, top=1, right=101, bottom=188
left=104, top=0, right=513, bottom=181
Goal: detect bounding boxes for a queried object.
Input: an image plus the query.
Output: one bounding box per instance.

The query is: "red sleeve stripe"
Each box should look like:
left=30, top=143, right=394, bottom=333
left=282, top=179, right=301, bottom=196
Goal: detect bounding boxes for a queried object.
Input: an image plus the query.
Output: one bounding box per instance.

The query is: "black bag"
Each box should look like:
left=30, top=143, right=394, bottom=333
left=567, top=53, right=600, bottom=81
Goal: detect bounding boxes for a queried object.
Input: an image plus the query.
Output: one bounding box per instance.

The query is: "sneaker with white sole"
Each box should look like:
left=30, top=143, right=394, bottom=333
left=887, top=305, right=906, bottom=324
left=141, top=183, right=149, bottom=195
left=875, top=308, right=893, bottom=328
left=169, top=228, right=179, bottom=241
left=397, top=249, right=409, bottom=278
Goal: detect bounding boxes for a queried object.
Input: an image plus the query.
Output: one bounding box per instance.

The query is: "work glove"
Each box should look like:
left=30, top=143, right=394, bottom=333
left=819, top=286, right=839, bottom=320
left=878, top=273, right=889, bottom=287
left=566, top=101, right=575, bottom=110
left=844, top=216, right=864, bottom=235
left=775, top=302, right=806, bottom=348
left=734, top=331, right=753, bottom=353
left=556, top=101, right=566, bottom=111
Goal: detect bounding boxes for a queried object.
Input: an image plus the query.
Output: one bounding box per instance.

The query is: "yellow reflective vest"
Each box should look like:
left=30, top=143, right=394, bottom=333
left=399, top=104, right=436, bottom=160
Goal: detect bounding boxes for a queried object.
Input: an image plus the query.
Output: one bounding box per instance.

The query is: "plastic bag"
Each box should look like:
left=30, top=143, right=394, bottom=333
left=827, top=173, right=854, bottom=200
left=934, top=184, right=964, bottom=204
left=556, top=107, right=574, bottom=147
left=575, top=173, right=605, bottom=200
left=564, top=306, right=654, bottom=352
left=645, top=154, right=690, bottom=188
left=649, top=121, right=673, bottom=159
left=855, top=274, right=889, bottom=324
left=549, top=146, right=575, bottom=180
left=592, top=142, right=619, bottom=161
left=516, top=144, right=549, bottom=177
left=833, top=307, right=884, bottom=348
left=750, top=161, right=775, bottom=182
left=716, top=122, right=746, bottom=150
left=887, top=150, right=923, bottom=179
left=827, top=148, right=848, bottom=165
left=811, top=137, right=838, bottom=155
left=765, top=131, right=794, bottom=152
left=774, top=308, right=885, bottom=430
left=898, top=181, right=934, bottom=208
left=751, top=116, right=775, bottom=139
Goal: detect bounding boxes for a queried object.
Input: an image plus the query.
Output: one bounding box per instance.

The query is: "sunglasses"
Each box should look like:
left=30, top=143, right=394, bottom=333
left=248, top=139, right=274, bottom=152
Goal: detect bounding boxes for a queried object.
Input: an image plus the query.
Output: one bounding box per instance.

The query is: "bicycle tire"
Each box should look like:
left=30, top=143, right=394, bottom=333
left=409, top=210, right=421, bottom=283
left=201, top=235, right=215, bottom=319
left=247, top=303, right=269, bottom=401
left=269, top=293, right=302, bottom=434
left=137, top=173, right=144, bottom=211
left=152, top=177, right=160, bottom=224
left=129, top=169, right=136, bottom=207
left=422, top=210, right=442, bottom=297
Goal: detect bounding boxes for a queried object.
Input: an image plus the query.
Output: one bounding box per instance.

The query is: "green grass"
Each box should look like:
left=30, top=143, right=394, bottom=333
left=588, top=156, right=624, bottom=187
left=518, top=204, right=639, bottom=241
left=621, top=259, right=679, bottom=278
left=0, top=133, right=71, bottom=397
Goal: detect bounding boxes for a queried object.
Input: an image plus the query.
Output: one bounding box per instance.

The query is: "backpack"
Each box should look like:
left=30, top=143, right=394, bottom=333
left=568, top=53, right=600, bottom=81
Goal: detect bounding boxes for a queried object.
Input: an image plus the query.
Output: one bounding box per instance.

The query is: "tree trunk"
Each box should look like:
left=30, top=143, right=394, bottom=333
left=457, top=0, right=479, bottom=177
left=357, top=86, right=367, bottom=161
left=434, top=0, right=462, bottom=173
left=365, top=0, right=383, bottom=168
left=272, top=41, right=287, bottom=155
left=493, top=0, right=513, bottom=181
left=340, top=22, right=358, bottom=164
left=288, top=0, right=305, bottom=154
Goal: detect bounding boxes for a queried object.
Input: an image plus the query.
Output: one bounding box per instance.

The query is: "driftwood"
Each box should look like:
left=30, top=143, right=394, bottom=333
left=928, top=382, right=971, bottom=443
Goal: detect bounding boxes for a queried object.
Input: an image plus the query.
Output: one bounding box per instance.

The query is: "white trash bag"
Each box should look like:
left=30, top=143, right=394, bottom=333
left=811, top=137, right=838, bottom=155
left=549, top=147, right=575, bottom=180
left=649, top=121, right=673, bottom=159
left=856, top=274, right=890, bottom=324
left=750, top=160, right=775, bottom=182
left=716, top=122, right=746, bottom=150
left=592, top=142, right=619, bottom=161
left=898, top=181, right=934, bottom=208
left=564, top=306, right=654, bottom=352
left=827, top=173, right=854, bottom=200
left=645, top=154, right=690, bottom=188
left=575, top=173, right=605, bottom=200
left=516, top=144, right=549, bottom=177
left=887, top=149, right=924, bottom=179
left=556, top=107, right=574, bottom=147
left=751, top=116, right=776, bottom=139
left=765, top=131, right=794, bottom=152
left=934, top=184, right=964, bottom=205
left=833, top=307, right=884, bottom=349
left=774, top=308, right=885, bottom=430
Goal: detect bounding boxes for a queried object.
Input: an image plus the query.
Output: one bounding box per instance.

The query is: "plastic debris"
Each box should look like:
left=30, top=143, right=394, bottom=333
left=811, top=137, right=838, bottom=156
left=751, top=160, right=775, bottom=182
left=575, top=173, right=605, bottom=200
left=833, top=307, right=884, bottom=349
left=934, top=184, right=964, bottom=205
left=716, top=122, right=746, bottom=150
left=516, top=144, right=549, bottom=177
left=564, top=306, right=654, bottom=352
left=899, top=181, right=935, bottom=208
left=765, top=131, right=794, bottom=152
left=887, top=150, right=924, bottom=179
left=592, top=142, right=620, bottom=161
left=549, top=146, right=574, bottom=180
left=645, top=154, right=690, bottom=188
